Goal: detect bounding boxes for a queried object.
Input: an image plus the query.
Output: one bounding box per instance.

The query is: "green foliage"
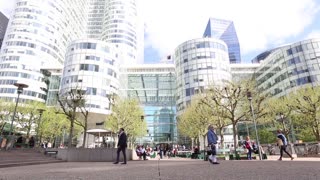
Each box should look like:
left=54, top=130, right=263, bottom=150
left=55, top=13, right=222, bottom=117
left=39, top=108, right=70, bottom=142
left=288, top=85, right=320, bottom=141
left=105, top=97, right=145, bottom=143
left=295, top=128, right=317, bottom=142
left=257, top=129, right=276, bottom=144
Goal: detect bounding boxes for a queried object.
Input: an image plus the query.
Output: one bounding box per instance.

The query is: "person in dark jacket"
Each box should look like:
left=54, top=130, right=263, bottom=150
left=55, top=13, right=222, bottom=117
left=114, top=128, right=127, bottom=164
left=277, top=129, right=294, bottom=161
left=207, top=125, right=219, bottom=164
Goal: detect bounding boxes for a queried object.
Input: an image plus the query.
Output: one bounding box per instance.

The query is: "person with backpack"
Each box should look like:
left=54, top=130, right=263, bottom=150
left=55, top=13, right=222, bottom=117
left=277, top=129, right=294, bottom=161
left=244, top=136, right=253, bottom=160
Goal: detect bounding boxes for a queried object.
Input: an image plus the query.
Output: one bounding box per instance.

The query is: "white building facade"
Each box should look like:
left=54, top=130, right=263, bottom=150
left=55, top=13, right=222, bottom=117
left=60, top=39, right=120, bottom=127
left=173, top=38, right=231, bottom=112
left=0, top=0, right=87, bottom=103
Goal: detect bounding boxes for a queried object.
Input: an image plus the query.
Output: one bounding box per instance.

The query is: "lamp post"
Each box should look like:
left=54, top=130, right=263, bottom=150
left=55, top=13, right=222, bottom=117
left=246, top=91, right=263, bottom=160
left=6, top=83, right=28, bottom=150
left=37, top=108, right=46, bottom=146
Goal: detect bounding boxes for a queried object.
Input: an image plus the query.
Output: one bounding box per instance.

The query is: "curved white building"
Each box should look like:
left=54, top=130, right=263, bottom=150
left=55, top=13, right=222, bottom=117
left=254, top=38, right=320, bottom=97
left=173, top=38, right=231, bottom=112
left=102, top=0, right=141, bottom=64
left=0, top=0, right=87, bottom=103
left=61, top=39, right=120, bottom=125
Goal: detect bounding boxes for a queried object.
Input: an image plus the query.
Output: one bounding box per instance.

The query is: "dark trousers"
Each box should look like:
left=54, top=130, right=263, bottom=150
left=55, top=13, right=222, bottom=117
left=247, top=149, right=252, bottom=160
left=210, top=144, right=216, bottom=156
left=116, top=146, right=126, bottom=163
left=279, top=145, right=292, bottom=159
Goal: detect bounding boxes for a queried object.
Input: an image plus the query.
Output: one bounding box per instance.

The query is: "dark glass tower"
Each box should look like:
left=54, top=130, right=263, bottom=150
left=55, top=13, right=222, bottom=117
left=203, top=18, right=241, bottom=64
left=0, top=12, right=9, bottom=49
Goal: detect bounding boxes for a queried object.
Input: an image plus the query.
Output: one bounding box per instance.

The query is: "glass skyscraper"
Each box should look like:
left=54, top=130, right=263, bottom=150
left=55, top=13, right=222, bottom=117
left=203, top=18, right=241, bottom=64
left=0, top=12, right=8, bottom=49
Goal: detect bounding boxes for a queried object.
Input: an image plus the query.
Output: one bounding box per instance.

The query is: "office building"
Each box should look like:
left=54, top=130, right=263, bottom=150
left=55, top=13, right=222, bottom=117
left=0, top=12, right=9, bottom=49
left=254, top=38, right=320, bottom=97
left=122, top=64, right=177, bottom=144
left=60, top=39, right=120, bottom=127
left=0, top=0, right=87, bottom=103
left=203, top=18, right=241, bottom=64
left=173, top=38, right=231, bottom=112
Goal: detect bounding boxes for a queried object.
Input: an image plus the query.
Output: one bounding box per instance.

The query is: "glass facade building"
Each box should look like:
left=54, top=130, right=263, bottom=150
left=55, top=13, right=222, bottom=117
left=173, top=38, right=231, bottom=112
left=124, top=64, right=177, bottom=144
left=0, top=12, right=8, bottom=49
left=254, top=38, right=320, bottom=97
left=0, top=0, right=87, bottom=103
left=60, top=39, right=120, bottom=128
left=203, top=18, right=241, bottom=64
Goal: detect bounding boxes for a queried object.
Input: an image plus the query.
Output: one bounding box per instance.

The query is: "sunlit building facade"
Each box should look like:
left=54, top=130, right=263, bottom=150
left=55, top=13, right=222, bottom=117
left=0, top=0, right=87, bottom=103
left=173, top=38, right=231, bottom=112
left=60, top=39, right=120, bottom=127
left=254, top=38, right=320, bottom=97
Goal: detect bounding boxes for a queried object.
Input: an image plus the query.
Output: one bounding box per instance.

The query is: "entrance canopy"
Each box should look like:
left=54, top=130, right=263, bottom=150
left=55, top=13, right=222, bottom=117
left=86, top=129, right=113, bottom=136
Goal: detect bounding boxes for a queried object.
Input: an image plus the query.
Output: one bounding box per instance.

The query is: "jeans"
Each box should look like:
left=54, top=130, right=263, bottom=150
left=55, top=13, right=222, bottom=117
left=247, top=148, right=252, bottom=160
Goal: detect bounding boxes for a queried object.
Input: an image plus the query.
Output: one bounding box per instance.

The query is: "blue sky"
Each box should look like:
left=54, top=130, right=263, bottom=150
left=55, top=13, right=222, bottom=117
left=2, top=0, right=320, bottom=64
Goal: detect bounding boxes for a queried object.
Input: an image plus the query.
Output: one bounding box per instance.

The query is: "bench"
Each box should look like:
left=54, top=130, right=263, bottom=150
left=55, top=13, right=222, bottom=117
left=45, top=150, right=58, bottom=157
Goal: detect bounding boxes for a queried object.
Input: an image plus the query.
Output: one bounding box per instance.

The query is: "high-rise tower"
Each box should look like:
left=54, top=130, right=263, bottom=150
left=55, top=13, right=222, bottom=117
left=203, top=18, right=241, bottom=64
left=0, top=12, right=9, bottom=49
left=0, top=0, right=87, bottom=103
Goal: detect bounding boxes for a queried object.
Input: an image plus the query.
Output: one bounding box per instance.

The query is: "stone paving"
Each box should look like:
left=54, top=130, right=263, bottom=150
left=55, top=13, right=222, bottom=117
left=0, top=158, right=320, bottom=180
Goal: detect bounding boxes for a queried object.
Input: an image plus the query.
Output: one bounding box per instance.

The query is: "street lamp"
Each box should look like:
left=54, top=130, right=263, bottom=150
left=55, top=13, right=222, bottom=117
left=37, top=108, right=46, bottom=146
left=246, top=91, right=263, bottom=160
left=6, top=83, right=28, bottom=150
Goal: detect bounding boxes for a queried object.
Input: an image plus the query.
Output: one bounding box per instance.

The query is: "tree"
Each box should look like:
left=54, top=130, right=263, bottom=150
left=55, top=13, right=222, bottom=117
left=105, top=97, right=145, bottom=148
left=200, top=94, right=229, bottom=149
left=208, top=81, right=251, bottom=152
left=289, top=85, right=320, bottom=141
left=57, top=88, right=86, bottom=148
left=38, top=108, right=70, bottom=147
left=265, top=96, right=293, bottom=138
left=14, top=101, right=46, bottom=140
left=0, top=100, right=14, bottom=135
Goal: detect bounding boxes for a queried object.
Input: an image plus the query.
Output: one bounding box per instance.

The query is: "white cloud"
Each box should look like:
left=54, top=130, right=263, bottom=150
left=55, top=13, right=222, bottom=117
left=1, top=0, right=319, bottom=61
left=140, top=0, right=320, bottom=60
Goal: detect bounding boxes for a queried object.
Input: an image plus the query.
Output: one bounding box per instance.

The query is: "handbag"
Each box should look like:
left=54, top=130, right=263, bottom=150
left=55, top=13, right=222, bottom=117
left=277, top=138, right=283, bottom=146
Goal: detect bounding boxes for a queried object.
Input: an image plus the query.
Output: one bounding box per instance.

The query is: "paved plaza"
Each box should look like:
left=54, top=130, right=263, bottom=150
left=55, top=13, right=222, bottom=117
left=0, top=158, right=320, bottom=180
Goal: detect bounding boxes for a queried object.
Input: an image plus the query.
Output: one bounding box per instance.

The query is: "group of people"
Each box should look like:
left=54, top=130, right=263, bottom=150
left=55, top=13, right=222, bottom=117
left=113, top=126, right=294, bottom=165
left=243, top=129, right=294, bottom=161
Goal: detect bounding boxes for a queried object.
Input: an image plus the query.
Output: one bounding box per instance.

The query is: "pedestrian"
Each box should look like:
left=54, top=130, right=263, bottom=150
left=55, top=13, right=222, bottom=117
left=207, top=125, right=219, bottom=164
left=276, top=129, right=294, bottom=161
left=113, top=128, right=127, bottom=164
left=29, top=136, right=35, bottom=148
left=244, top=136, right=253, bottom=160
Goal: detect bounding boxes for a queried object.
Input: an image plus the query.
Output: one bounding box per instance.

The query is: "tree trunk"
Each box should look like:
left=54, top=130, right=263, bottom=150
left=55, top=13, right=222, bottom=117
left=82, top=120, right=88, bottom=148
left=203, top=135, right=206, bottom=161
left=219, top=128, right=225, bottom=149
left=232, top=122, right=238, bottom=155
left=68, top=117, right=75, bottom=148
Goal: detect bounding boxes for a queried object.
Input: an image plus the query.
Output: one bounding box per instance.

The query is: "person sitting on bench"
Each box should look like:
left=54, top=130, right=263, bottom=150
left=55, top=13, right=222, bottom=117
left=136, top=145, right=147, bottom=160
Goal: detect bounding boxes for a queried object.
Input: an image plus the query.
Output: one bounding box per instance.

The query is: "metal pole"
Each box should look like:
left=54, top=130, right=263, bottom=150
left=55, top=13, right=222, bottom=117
left=249, top=100, right=263, bottom=160
left=9, top=92, right=21, bottom=136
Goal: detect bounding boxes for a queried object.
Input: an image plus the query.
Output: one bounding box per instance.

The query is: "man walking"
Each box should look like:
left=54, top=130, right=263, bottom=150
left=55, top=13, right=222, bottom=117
left=207, top=125, right=219, bottom=164
left=277, top=129, right=294, bottom=161
left=114, top=128, right=127, bottom=164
